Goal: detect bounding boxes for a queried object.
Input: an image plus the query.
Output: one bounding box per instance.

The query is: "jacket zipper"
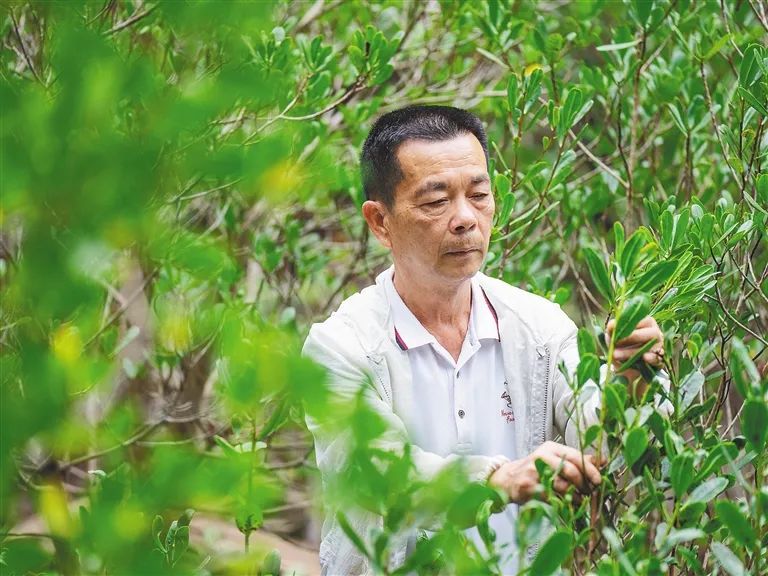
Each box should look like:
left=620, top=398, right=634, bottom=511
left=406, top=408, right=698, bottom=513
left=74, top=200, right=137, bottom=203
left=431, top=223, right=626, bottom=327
left=540, top=345, right=551, bottom=444
left=368, top=355, right=392, bottom=406
left=528, top=345, right=552, bottom=564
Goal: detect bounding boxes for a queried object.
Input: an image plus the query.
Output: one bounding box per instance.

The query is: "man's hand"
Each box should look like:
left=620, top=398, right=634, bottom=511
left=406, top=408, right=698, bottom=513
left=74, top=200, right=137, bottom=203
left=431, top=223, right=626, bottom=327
left=605, top=315, right=664, bottom=395
left=488, top=441, right=601, bottom=504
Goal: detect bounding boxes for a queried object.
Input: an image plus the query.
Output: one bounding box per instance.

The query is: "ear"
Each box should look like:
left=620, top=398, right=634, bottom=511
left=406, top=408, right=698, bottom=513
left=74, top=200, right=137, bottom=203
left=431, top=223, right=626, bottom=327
left=362, top=200, right=393, bottom=249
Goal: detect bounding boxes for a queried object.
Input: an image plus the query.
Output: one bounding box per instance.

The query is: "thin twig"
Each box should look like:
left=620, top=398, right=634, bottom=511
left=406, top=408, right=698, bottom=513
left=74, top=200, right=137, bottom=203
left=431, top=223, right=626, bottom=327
left=9, top=10, right=46, bottom=87
left=700, top=59, right=742, bottom=188
left=105, top=4, right=158, bottom=35
left=706, top=286, right=768, bottom=346
left=280, top=78, right=365, bottom=122
left=83, top=267, right=158, bottom=349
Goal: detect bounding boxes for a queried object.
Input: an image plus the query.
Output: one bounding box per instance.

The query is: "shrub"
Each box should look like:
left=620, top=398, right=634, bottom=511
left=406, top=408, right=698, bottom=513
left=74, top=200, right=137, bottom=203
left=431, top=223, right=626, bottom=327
left=1, top=1, right=765, bottom=574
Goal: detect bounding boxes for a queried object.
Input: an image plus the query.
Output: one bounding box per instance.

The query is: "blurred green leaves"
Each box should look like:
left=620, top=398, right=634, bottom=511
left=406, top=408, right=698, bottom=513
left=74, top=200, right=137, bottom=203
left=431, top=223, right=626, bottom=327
left=1, top=1, right=766, bottom=575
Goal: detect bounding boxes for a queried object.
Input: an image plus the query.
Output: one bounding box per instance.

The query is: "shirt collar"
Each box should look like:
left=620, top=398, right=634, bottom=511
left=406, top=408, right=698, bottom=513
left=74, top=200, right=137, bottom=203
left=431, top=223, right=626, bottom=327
left=384, top=269, right=500, bottom=350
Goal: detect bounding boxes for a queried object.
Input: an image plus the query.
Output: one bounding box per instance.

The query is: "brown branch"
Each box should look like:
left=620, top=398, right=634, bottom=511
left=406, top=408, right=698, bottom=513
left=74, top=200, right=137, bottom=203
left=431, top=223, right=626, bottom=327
left=747, top=0, right=768, bottom=32
left=322, top=224, right=369, bottom=314
left=706, top=286, right=768, bottom=347
left=280, top=78, right=366, bottom=122
left=59, top=421, right=163, bottom=470
left=9, top=10, right=45, bottom=86
left=105, top=4, right=158, bottom=35
left=294, top=0, right=345, bottom=33
left=700, top=59, right=742, bottom=188
left=83, top=267, right=158, bottom=349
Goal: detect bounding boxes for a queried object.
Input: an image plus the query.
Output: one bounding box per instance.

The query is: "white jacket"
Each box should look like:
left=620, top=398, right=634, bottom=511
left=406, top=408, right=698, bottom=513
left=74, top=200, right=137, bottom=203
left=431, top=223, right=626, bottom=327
left=303, top=267, right=607, bottom=574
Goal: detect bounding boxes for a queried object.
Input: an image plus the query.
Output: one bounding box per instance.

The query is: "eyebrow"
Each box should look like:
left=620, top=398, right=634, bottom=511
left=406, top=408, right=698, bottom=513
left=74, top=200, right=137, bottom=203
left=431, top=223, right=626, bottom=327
left=414, top=174, right=490, bottom=197
left=414, top=180, right=449, bottom=197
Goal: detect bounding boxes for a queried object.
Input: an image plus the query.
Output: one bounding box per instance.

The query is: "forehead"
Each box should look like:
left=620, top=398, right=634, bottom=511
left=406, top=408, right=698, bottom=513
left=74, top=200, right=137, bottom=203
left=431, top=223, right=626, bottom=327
left=395, top=134, right=487, bottom=182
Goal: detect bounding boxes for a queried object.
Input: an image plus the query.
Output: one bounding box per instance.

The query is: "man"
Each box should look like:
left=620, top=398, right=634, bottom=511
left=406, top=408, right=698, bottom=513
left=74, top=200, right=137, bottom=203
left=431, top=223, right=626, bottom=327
left=303, top=106, right=666, bottom=574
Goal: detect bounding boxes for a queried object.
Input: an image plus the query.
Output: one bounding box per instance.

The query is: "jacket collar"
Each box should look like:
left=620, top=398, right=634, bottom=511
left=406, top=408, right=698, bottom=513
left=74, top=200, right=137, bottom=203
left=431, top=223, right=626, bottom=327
left=376, top=266, right=500, bottom=351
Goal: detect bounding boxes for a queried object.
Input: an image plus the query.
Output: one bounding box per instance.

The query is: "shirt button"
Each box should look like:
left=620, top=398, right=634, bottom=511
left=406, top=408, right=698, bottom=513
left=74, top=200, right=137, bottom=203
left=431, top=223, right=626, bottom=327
left=456, top=371, right=460, bottom=379
left=458, top=409, right=466, bottom=418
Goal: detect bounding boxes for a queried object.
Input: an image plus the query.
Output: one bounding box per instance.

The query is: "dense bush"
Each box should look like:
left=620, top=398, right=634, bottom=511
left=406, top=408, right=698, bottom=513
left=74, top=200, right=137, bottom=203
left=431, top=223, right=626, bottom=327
left=1, top=1, right=766, bottom=574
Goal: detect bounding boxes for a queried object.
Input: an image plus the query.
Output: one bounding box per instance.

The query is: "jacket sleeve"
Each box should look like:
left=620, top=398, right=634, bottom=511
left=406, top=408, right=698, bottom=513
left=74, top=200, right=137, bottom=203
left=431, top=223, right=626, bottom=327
left=303, top=319, right=509, bottom=497
left=551, top=316, right=602, bottom=449
left=551, top=313, right=673, bottom=450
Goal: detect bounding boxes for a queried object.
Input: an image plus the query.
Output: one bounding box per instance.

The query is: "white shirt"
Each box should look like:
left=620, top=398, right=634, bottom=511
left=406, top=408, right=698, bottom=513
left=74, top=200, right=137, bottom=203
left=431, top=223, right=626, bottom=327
left=383, top=270, right=519, bottom=572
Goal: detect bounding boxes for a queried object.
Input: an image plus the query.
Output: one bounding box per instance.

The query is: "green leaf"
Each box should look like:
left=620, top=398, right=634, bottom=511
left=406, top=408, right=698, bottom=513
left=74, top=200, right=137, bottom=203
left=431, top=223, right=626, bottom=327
left=670, top=452, right=695, bottom=497
left=577, top=328, right=597, bottom=356
left=624, top=427, right=649, bottom=468
left=613, top=221, right=625, bottom=257
left=731, top=338, right=761, bottom=396
left=602, top=527, right=638, bottom=576
left=171, top=526, right=189, bottom=566
left=715, top=501, right=756, bottom=547
left=577, top=353, right=600, bottom=387
left=337, top=512, right=370, bottom=558
left=529, top=529, right=573, bottom=575
left=703, top=34, right=730, bottom=61
left=507, top=74, right=519, bottom=111
left=597, top=38, right=642, bottom=52
left=757, top=174, right=768, bottom=204
left=738, top=86, right=768, bottom=115
left=213, top=435, right=241, bottom=458
left=476, top=47, right=508, bottom=69
left=666, top=102, right=688, bottom=134
left=742, top=400, right=768, bottom=452
left=679, top=370, right=705, bottom=411
left=664, top=527, right=704, bottom=548
left=616, top=338, right=656, bottom=373
left=152, top=515, right=166, bottom=553
left=584, top=424, right=601, bottom=448
left=634, top=0, right=654, bottom=27
left=476, top=499, right=496, bottom=547
left=261, top=550, right=282, bottom=576
left=559, top=88, right=583, bottom=137
left=177, top=509, right=194, bottom=528
left=672, top=208, right=690, bottom=250
left=711, top=542, right=746, bottom=576
left=613, top=293, right=651, bottom=343
left=688, top=477, right=728, bottom=503
left=634, top=260, right=678, bottom=294
left=164, top=520, right=178, bottom=555
left=739, top=44, right=763, bottom=87
left=583, top=247, right=614, bottom=302
left=620, top=230, right=647, bottom=275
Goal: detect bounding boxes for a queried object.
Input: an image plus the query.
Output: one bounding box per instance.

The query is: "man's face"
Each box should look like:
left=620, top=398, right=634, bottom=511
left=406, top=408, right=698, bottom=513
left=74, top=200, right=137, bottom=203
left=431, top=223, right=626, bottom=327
left=369, top=133, right=494, bottom=286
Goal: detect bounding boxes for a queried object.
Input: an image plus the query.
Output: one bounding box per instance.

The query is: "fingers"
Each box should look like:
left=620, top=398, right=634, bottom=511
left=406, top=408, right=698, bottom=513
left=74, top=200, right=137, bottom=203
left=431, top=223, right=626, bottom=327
left=537, top=453, right=587, bottom=491
left=535, top=442, right=602, bottom=493
left=613, top=344, right=665, bottom=367
left=553, top=477, right=570, bottom=495
left=613, top=326, right=661, bottom=348
left=554, top=444, right=602, bottom=486
left=606, top=316, right=659, bottom=339
left=607, top=315, right=664, bottom=369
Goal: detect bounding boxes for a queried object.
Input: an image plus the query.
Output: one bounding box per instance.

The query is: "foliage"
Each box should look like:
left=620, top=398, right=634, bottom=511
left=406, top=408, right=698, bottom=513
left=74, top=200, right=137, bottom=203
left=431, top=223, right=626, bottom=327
left=1, top=0, right=766, bottom=574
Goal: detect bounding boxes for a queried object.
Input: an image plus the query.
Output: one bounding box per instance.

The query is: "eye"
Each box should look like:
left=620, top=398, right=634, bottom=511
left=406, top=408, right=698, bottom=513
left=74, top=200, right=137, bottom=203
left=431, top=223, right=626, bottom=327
left=426, top=198, right=448, bottom=207
left=472, top=193, right=490, bottom=200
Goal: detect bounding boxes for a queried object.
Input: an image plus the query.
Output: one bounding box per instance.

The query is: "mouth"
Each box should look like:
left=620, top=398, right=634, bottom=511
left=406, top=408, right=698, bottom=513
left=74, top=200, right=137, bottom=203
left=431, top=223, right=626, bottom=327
left=446, top=248, right=481, bottom=256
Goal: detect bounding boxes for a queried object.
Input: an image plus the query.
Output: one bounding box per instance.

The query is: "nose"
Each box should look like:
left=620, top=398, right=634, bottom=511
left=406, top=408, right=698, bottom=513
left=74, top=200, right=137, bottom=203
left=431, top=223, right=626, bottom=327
left=450, top=196, right=478, bottom=234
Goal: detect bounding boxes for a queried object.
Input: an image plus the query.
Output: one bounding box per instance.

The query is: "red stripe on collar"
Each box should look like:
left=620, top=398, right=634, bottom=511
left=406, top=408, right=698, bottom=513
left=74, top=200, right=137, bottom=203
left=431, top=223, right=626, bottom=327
left=480, top=287, right=501, bottom=342
left=394, top=326, right=408, bottom=350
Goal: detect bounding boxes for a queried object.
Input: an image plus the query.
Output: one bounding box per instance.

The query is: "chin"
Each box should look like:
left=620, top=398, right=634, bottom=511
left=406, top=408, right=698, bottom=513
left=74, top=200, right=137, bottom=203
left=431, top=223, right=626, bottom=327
left=441, top=255, right=484, bottom=279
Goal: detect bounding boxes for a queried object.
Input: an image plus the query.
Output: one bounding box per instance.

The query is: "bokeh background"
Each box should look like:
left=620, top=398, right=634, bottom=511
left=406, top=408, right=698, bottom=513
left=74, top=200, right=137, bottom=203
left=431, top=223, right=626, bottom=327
left=1, top=1, right=766, bottom=574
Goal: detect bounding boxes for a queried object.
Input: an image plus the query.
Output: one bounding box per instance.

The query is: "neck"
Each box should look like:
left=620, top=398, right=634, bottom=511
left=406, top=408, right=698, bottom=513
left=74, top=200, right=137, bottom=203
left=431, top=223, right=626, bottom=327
left=392, top=268, right=472, bottom=330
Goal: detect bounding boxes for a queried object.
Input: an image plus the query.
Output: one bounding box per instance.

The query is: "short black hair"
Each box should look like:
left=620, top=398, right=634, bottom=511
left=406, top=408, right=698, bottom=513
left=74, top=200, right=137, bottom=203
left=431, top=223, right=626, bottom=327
left=360, top=105, right=489, bottom=208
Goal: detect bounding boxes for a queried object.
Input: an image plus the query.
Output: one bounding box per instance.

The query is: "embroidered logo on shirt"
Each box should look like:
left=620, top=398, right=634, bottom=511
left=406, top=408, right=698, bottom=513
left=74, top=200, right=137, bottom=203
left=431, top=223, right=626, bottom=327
left=501, top=388, right=515, bottom=423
